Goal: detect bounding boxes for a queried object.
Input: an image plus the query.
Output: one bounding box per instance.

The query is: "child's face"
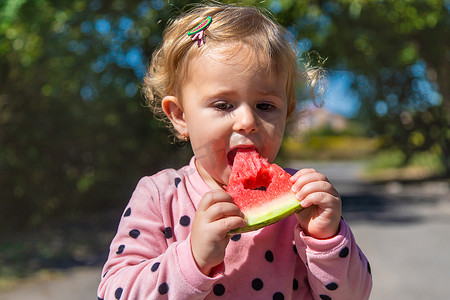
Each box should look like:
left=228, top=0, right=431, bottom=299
left=170, top=45, right=288, bottom=189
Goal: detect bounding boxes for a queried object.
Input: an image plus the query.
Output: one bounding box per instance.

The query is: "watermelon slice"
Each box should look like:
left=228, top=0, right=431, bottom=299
left=226, top=148, right=302, bottom=233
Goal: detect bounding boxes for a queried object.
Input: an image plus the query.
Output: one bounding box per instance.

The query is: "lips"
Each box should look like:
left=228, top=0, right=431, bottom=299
left=227, top=145, right=257, bottom=166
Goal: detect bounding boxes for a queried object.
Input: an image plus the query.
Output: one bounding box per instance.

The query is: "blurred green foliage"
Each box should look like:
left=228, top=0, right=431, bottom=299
left=1, top=0, right=449, bottom=233
left=282, top=133, right=379, bottom=161
left=305, top=0, right=450, bottom=173
left=0, top=0, right=196, bottom=231
left=364, top=148, right=445, bottom=181
left=280, top=120, right=380, bottom=160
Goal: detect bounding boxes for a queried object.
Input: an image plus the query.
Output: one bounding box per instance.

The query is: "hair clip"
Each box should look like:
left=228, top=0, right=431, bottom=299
left=187, top=16, right=212, bottom=46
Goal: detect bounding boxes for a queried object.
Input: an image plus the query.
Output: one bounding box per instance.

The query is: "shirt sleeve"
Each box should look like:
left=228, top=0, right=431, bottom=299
left=97, top=177, right=221, bottom=300
left=294, top=218, right=373, bottom=300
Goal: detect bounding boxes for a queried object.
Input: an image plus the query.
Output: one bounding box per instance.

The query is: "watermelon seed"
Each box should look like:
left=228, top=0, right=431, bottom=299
left=253, top=186, right=267, bottom=191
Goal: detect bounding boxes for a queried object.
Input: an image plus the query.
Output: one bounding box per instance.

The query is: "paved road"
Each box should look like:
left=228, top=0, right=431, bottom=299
left=0, top=266, right=100, bottom=300
left=1, top=161, right=449, bottom=299
left=291, top=161, right=450, bottom=300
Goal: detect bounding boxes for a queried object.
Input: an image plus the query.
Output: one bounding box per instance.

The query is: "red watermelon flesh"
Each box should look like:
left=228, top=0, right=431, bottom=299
left=226, top=148, right=302, bottom=233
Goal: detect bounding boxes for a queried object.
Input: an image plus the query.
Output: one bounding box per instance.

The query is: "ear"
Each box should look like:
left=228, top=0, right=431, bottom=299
left=161, top=95, right=187, bottom=137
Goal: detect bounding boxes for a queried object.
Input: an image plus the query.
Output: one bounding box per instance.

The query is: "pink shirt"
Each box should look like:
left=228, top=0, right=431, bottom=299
left=98, top=157, right=372, bottom=299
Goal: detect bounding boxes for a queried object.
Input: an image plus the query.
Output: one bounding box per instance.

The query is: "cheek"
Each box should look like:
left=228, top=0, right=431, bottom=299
left=191, top=136, right=228, bottom=166
left=266, top=117, right=286, bottom=142
left=262, top=119, right=286, bottom=161
left=275, top=119, right=287, bottom=136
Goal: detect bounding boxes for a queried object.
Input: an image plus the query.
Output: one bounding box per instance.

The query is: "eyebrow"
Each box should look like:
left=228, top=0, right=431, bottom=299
left=208, top=84, right=284, bottom=95
left=204, top=89, right=284, bottom=102
left=204, top=89, right=237, bottom=99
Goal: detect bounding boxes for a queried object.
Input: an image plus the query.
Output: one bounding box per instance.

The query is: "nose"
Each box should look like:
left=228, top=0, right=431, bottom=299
left=233, top=105, right=258, bottom=134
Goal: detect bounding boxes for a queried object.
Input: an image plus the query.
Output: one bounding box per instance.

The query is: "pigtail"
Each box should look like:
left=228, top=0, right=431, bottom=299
left=302, top=50, right=329, bottom=107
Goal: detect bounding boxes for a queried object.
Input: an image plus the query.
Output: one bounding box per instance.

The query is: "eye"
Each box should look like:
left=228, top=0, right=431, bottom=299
left=256, top=102, right=276, bottom=111
left=213, top=101, right=233, bottom=111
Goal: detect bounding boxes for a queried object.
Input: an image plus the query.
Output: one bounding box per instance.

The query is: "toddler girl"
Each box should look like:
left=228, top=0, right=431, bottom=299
left=98, top=3, right=372, bottom=299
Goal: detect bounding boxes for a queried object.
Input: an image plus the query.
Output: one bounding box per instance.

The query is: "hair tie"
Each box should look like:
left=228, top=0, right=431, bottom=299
left=188, top=16, right=212, bottom=47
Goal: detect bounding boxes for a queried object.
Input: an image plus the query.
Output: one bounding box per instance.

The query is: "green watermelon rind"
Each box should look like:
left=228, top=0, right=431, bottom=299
left=228, top=192, right=303, bottom=234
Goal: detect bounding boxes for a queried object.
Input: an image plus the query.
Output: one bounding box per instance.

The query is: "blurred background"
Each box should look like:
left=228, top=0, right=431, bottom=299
left=0, top=0, right=449, bottom=299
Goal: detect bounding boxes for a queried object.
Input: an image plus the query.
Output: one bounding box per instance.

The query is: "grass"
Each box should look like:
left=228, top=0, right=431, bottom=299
left=362, top=149, right=446, bottom=182
left=279, top=132, right=446, bottom=182
left=280, top=134, right=380, bottom=161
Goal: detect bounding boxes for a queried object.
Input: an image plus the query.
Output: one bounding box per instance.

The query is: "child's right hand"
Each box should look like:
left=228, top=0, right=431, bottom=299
left=191, top=189, right=247, bottom=276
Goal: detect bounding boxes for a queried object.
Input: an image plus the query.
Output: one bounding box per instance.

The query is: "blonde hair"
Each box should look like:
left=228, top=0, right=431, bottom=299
left=143, top=3, right=322, bottom=140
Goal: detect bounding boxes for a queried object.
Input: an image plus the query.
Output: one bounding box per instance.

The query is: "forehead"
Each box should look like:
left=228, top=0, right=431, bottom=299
left=179, top=45, right=288, bottom=101
left=179, top=43, right=286, bottom=88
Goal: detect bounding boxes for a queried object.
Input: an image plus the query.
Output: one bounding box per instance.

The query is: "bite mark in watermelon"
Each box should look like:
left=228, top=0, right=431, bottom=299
left=226, top=148, right=302, bottom=233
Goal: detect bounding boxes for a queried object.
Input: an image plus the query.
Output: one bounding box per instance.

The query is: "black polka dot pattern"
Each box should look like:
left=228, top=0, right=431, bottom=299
left=265, top=250, right=274, bottom=262
left=164, top=227, right=172, bottom=239
left=230, top=234, right=241, bottom=241
left=273, top=292, right=284, bottom=300
left=179, top=215, right=191, bottom=227
left=207, top=273, right=318, bottom=297
left=339, top=246, right=349, bottom=258
left=213, top=283, right=225, bottom=296
left=252, top=278, right=264, bottom=290
left=116, top=244, right=125, bottom=254
left=129, top=229, right=140, bottom=238
left=123, top=207, right=131, bottom=217
left=158, top=282, right=169, bottom=295
left=115, top=287, right=123, bottom=299
left=108, top=189, right=363, bottom=299
left=174, top=177, right=181, bottom=187
left=326, top=282, right=338, bottom=291
left=293, top=278, right=299, bottom=290
left=151, top=262, right=160, bottom=272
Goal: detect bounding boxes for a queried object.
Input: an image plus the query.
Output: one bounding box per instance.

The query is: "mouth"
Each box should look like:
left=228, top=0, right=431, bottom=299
left=227, top=145, right=257, bottom=166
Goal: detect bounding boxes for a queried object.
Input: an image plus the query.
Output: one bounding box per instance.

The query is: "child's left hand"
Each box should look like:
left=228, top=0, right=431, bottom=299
left=290, top=168, right=342, bottom=239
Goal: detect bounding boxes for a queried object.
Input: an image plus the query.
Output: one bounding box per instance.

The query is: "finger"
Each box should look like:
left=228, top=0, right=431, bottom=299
left=296, top=180, right=339, bottom=200
left=291, top=170, right=329, bottom=194
left=198, top=189, right=234, bottom=212
left=299, top=190, right=341, bottom=209
left=205, top=202, right=245, bottom=222
left=289, top=168, right=318, bottom=182
left=212, top=215, right=248, bottom=234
